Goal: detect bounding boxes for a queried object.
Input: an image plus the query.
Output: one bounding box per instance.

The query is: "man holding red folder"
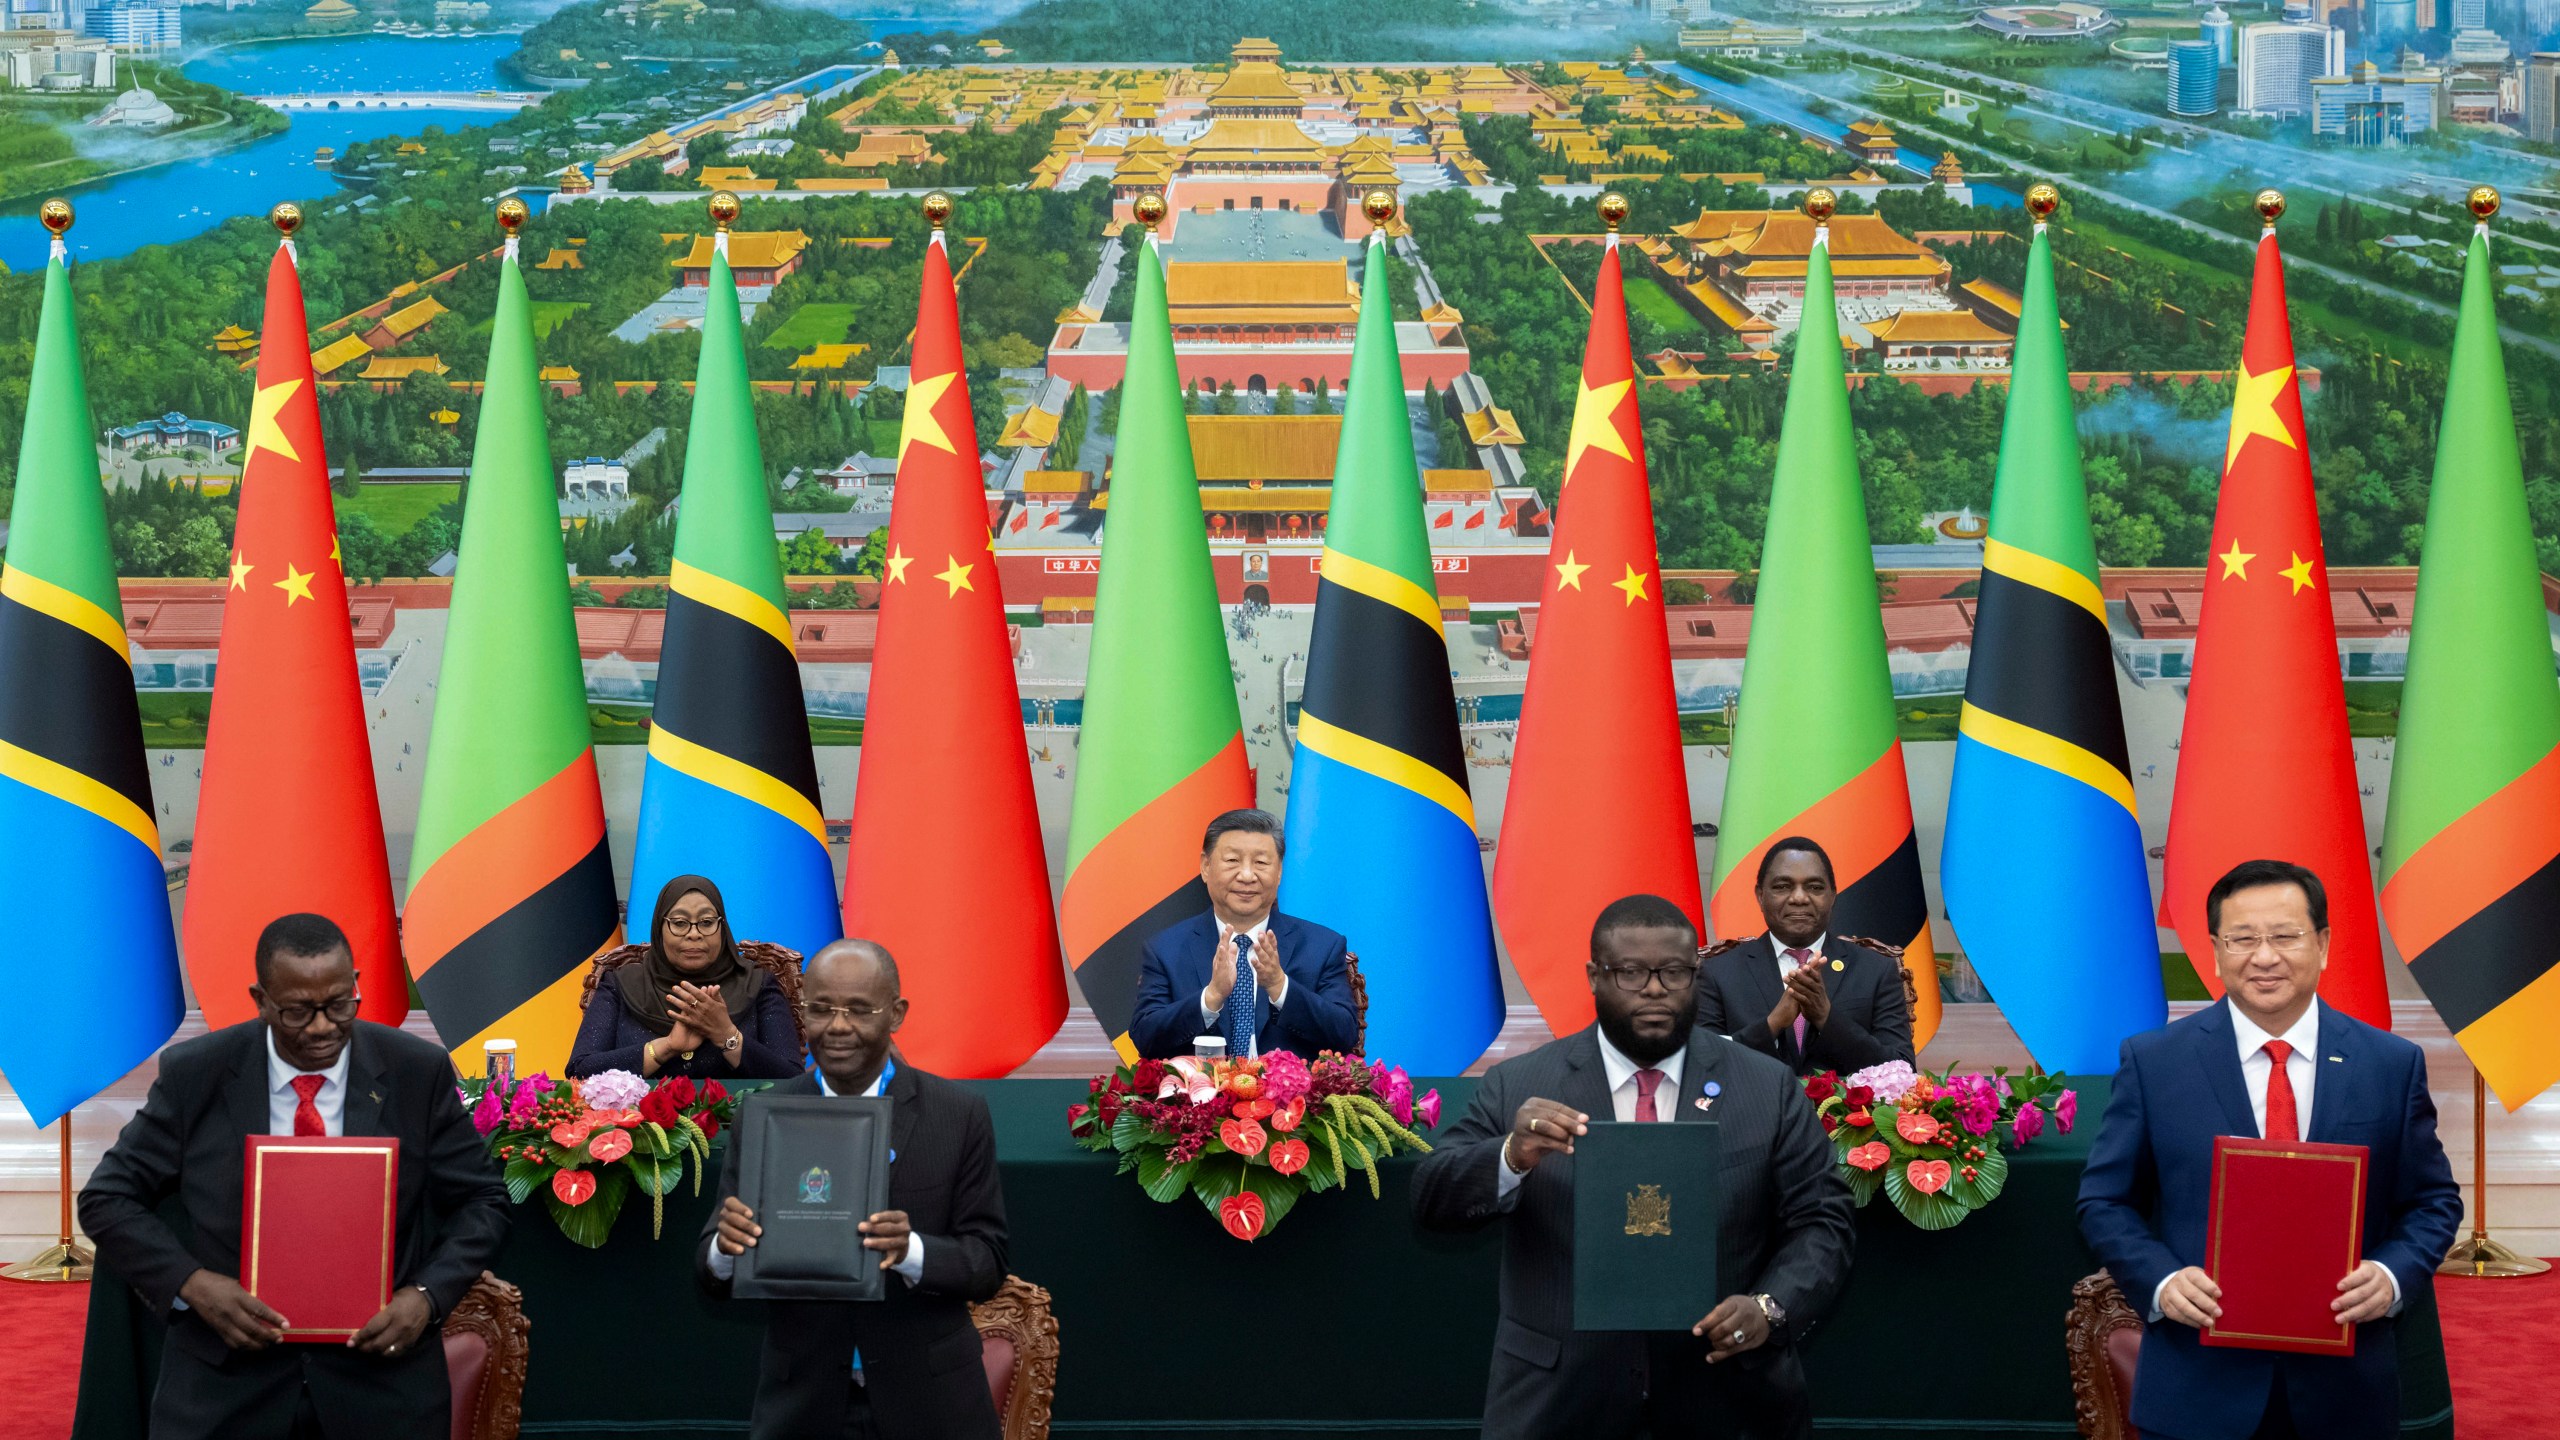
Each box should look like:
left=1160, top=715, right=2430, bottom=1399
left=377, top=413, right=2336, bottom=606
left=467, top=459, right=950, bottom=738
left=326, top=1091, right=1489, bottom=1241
left=80, top=914, right=510, bottom=1440
left=2077, top=860, right=2461, bottom=1440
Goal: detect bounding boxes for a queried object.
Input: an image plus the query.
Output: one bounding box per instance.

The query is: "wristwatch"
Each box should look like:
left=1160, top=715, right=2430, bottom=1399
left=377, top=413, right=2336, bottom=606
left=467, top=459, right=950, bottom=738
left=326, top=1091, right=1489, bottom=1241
left=721, top=1033, right=742, bottom=1056
left=1753, top=1293, right=1786, bottom=1334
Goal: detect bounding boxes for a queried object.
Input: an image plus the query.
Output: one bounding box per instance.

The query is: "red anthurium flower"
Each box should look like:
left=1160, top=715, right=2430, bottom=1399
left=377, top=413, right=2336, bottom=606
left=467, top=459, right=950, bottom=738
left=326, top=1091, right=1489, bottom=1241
left=1894, top=1109, right=1940, bottom=1146
left=1217, top=1191, right=1265, bottom=1241
left=1905, top=1159, right=1953, bottom=1195
left=586, top=1128, right=633, bottom=1164
left=550, top=1119, right=596, bottom=1148
left=1847, top=1142, right=1891, bottom=1172
left=1270, top=1097, right=1306, bottom=1132
left=1218, top=1117, right=1267, bottom=1158
left=551, top=1169, right=597, bottom=1207
left=1267, top=1138, right=1311, bottom=1176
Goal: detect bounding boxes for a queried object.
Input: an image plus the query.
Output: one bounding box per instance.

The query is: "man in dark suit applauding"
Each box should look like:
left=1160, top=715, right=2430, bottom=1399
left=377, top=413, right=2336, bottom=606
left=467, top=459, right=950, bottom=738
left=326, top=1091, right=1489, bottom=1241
left=78, top=914, right=509, bottom=1440
left=1128, top=808, right=1358, bottom=1060
left=1695, top=837, right=1914, bottom=1076
left=704, top=939, right=1007, bottom=1440
left=1413, top=895, right=1856, bottom=1440
left=2078, top=860, right=2461, bottom=1440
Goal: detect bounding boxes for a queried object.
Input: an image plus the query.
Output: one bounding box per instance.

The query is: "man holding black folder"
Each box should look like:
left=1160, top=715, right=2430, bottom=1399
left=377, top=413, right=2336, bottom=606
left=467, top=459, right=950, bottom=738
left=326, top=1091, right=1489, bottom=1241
left=2077, top=859, right=2462, bottom=1440
left=701, top=939, right=1008, bottom=1440
left=1413, top=895, right=1855, bottom=1440
left=78, top=913, right=510, bottom=1440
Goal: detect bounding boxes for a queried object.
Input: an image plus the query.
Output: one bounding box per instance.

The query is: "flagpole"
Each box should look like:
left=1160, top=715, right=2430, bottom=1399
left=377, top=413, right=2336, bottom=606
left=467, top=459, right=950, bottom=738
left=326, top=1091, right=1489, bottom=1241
left=0, top=1115, right=93, bottom=1283
left=2438, top=1066, right=2550, bottom=1278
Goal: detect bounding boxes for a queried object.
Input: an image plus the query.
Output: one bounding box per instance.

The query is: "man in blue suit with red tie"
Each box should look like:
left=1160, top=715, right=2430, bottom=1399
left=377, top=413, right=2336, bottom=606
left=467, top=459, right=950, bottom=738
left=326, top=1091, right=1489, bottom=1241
left=1128, top=809, right=1360, bottom=1061
left=2077, top=859, right=2462, bottom=1440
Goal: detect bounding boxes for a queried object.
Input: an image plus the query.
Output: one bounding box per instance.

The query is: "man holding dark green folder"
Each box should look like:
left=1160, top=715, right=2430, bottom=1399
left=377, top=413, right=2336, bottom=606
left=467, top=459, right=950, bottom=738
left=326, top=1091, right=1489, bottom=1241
left=1414, top=895, right=1853, bottom=1440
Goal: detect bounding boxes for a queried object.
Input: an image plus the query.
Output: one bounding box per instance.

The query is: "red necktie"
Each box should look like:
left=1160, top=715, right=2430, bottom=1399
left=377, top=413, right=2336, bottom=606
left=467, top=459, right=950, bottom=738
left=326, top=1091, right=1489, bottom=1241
left=2260, top=1040, right=2299, bottom=1143
left=1784, top=947, right=1816, bottom=1054
left=1634, top=1067, right=1664, bottom=1123
left=290, top=1073, right=328, bottom=1137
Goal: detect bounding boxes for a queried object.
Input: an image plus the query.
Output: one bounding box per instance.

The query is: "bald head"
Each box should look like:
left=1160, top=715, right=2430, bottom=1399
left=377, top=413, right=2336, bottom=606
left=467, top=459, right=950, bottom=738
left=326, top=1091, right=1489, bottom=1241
left=802, top=938, right=906, bottom=1087
left=809, top=938, right=900, bottom=994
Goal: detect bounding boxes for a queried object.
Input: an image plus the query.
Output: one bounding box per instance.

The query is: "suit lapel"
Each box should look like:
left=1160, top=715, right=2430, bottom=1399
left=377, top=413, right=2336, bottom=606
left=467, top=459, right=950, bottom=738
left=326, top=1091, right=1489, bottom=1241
left=2191, top=1002, right=2261, bottom=1138
left=2306, top=1002, right=2358, bottom=1145
left=1731, top=938, right=1789, bottom=1055
left=1561, top=1027, right=1616, bottom=1124
left=1674, top=1028, right=1724, bottom=1123
left=227, top=1025, right=273, bottom=1142
left=886, top=1064, right=921, bottom=1169
left=1256, top=915, right=1289, bottom=1035
left=343, top=1025, right=388, bottom=1139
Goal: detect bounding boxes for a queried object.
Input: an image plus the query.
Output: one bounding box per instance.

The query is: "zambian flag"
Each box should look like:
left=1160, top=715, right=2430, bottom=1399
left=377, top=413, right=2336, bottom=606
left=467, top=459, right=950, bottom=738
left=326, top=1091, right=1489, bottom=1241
left=2381, top=223, right=2560, bottom=1110
left=1710, top=221, right=1941, bottom=1048
left=1940, top=210, right=2163, bottom=1076
left=627, top=235, right=841, bottom=962
left=0, top=228, right=184, bottom=1127
left=404, top=234, right=620, bottom=1076
left=1060, top=227, right=1252, bottom=1061
left=1277, top=221, right=1503, bottom=1075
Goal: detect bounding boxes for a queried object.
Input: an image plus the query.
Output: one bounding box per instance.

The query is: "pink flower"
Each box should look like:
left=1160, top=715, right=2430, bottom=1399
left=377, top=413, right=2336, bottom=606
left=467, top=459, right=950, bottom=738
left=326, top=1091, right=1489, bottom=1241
left=580, top=1068, right=650, bottom=1112
left=1416, top=1088, right=1442, bottom=1128
left=2055, top=1089, right=2079, bottom=1135
left=1258, top=1050, right=1312, bottom=1107
left=1944, top=1074, right=2000, bottom=1137
left=1845, top=1061, right=1918, bottom=1105
left=1372, top=1064, right=1415, bottom=1126
left=2010, top=1098, right=2044, bottom=1147
left=469, top=1086, right=503, bottom=1137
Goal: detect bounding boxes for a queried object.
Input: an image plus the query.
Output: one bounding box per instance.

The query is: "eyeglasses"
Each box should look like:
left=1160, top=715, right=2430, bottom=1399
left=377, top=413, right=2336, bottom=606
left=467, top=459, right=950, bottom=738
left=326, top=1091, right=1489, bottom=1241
left=2214, top=930, right=2314, bottom=955
left=663, top=915, right=724, bottom=938
left=800, top=1002, right=891, bottom=1028
left=1599, top=963, right=1700, bottom=994
left=271, top=995, right=361, bottom=1029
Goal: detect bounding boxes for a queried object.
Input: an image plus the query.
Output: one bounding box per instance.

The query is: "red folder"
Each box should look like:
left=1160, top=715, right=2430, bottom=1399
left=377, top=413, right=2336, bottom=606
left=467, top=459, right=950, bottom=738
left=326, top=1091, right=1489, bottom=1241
left=2201, top=1135, right=2369, bottom=1356
left=241, top=1135, right=398, bottom=1342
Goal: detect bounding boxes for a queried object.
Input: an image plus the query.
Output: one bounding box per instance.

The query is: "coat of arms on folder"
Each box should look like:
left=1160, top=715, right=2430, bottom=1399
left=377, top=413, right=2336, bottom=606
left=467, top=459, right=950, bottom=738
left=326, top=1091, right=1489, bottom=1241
left=1624, top=1183, right=1673, bottom=1237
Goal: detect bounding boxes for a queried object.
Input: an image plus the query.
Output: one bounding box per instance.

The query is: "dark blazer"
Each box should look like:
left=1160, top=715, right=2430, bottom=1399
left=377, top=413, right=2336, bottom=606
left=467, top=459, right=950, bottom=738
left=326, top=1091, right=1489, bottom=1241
left=2076, top=1001, right=2463, bottom=1440
left=1696, top=935, right=1914, bottom=1077
left=77, top=1019, right=510, bottom=1438
left=1411, top=1025, right=1856, bottom=1440
left=568, top=977, right=804, bottom=1080
left=1128, top=910, right=1358, bottom=1060
left=698, top=1063, right=1007, bottom=1440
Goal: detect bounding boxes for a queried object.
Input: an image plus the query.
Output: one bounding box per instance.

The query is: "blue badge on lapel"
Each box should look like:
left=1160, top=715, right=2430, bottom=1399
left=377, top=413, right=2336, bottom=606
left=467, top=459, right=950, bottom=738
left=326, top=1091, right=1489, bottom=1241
left=1696, top=1080, right=1721, bottom=1113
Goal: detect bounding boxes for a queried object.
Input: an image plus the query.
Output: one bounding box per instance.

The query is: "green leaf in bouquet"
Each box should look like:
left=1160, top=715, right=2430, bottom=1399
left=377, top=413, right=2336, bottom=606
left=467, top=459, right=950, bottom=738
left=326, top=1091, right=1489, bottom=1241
left=1842, top=1163, right=1884, bottom=1207
left=1235, top=1165, right=1305, bottom=1231
left=626, top=1150, right=684, bottom=1197
left=1109, top=1110, right=1150, bottom=1154
left=1959, top=1145, right=2009, bottom=1207
left=1134, top=1148, right=1198, bottom=1203
left=502, top=1155, right=549, bottom=1206
left=1883, top=1162, right=1971, bottom=1230
left=545, top=1168, right=630, bottom=1249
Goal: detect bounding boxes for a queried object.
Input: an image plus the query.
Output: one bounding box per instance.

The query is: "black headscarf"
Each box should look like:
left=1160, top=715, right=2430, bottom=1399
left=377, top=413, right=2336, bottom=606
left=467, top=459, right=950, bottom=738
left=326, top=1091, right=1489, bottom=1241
left=616, top=874, right=764, bottom=1037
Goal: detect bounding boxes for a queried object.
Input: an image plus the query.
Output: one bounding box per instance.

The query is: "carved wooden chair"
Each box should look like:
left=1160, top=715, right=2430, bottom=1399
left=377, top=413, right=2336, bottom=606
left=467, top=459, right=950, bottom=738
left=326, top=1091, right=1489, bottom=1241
left=972, top=1274, right=1060, bottom=1440
left=1344, top=951, right=1369, bottom=1056
left=2065, top=1270, right=2143, bottom=1439
left=578, top=940, right=810, bottom=1049
left=443, top=1272, right=530, bottom=1440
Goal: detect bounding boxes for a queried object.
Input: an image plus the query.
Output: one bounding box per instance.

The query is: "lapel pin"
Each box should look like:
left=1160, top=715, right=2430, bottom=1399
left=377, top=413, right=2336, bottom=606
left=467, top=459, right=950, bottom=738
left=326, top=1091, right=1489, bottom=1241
left=1829, top=959, right=1844, bottom=972
left=2327, top=1056, right=2344, bottom=1063
left=1697, top=1080, right=1721, bottom=1112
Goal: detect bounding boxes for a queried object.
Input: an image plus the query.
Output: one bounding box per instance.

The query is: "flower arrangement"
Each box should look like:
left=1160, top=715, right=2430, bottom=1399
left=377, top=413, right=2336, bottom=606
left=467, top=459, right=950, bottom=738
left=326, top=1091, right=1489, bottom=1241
left=1801, top=1061, right=2078, bottom=1230
left=455, top=1070, right=740, bottom=1248
left=1068, top=1051, right=1440, bottom=1241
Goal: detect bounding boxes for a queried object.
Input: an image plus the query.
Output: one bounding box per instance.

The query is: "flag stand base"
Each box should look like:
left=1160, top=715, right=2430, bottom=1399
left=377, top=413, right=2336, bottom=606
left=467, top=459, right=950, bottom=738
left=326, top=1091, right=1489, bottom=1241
left=2437, top=1069, right=2551, bottom=1279
left=0, top=1116, right=93, bottom=1283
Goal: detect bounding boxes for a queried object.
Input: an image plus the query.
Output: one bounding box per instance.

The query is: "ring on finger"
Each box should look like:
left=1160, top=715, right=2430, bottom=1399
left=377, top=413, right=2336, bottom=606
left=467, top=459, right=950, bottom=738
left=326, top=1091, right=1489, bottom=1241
left=1527, top=1117, right=1540, bottom=1135
left=1731, top=1330, right=1744, bottom=1343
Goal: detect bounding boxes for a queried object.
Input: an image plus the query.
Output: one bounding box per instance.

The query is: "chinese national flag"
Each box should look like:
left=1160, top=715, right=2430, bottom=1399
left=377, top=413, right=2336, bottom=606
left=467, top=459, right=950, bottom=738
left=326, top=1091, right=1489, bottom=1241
left=2159, top=230, right=2389, bottom=1026
left=1491, top=238, right=1702, bottom=1032
left=181, top=242, right=403, bottom=1028
left=839, top=230, right=1065, bottom=1075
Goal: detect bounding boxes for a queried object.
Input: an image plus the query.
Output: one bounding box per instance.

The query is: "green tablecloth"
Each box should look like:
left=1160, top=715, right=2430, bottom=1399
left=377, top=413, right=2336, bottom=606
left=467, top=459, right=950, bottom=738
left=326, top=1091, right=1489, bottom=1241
left=72, top=1075, right=2454, bottom=1439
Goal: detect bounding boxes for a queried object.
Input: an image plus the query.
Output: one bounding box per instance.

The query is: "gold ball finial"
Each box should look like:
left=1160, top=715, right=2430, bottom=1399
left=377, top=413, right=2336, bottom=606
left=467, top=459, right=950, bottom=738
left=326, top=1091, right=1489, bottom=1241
left=2254, top=188, right=2286, bottom=226
left=495, top=196, right=529, bottom=234
left=270, top=202, right=303, bottom=237
left=1132, top=190, right=1167, bottom=227
left=707, top=190, right=740, bottom=231
left=2469, top=185, right=2501, bottom=223
left=922, top=191, right=953, bottom=230
left=2025, top=183, right=2060, bottom=221
left=1803, top=187, right=1836, bottom=224
left=1362, top=188, right=1398, bottom=226
left=38, top=198, right=72, bottom=236
left=1597, top=191, right=1630, bottom=233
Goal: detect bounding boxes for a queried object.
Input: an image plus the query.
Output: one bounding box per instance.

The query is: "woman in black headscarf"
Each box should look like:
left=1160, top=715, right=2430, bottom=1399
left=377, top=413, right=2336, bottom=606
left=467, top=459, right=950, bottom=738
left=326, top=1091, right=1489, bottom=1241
left=566, top=875, right=805, bottom=1079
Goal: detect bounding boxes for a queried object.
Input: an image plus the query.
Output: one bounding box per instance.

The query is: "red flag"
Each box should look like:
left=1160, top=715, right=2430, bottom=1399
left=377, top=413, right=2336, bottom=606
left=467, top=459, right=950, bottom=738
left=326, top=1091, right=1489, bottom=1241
left=1492, top=239, right=1702, bottom=1031
left=2160, top=230, right=2388, bottom=1026
left=840, top=230, right=1065, bottom=1074
left=182, top=242, right=403, bottom=1027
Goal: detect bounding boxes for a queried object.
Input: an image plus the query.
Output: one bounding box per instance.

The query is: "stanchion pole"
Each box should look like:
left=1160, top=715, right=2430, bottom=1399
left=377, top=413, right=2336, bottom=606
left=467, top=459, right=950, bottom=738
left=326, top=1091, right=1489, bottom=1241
left=2, top=1113, right=95, bottom=1283
left=2438, top=1068, right=2550, bottom=1278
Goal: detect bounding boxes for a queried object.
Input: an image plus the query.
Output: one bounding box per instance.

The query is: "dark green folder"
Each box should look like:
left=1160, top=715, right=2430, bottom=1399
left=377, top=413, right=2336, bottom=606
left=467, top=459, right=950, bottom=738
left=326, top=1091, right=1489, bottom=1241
left=1573, top=1120, right=1721, bottom=1331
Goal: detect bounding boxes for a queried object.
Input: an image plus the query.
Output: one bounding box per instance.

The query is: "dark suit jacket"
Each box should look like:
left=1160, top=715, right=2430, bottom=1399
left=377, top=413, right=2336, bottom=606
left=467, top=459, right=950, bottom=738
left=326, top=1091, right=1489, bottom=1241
left=1411, top=1026, right=1856, bottom=1440
left=698, top=1064, right=1007, bottom=1440
left=1127, top=910, right=1358, bottom=1060
left=2076, top=1002, right=2463, bottom=1440
left=1696, top=935, right=1914, bottom=1077
left=77, top=1019, right=510, bottom=1429
left=566, top=980, right=805, bottom=1080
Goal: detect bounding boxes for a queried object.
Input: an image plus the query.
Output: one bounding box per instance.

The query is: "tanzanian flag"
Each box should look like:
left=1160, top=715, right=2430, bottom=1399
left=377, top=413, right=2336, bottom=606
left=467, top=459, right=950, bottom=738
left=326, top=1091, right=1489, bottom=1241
left=1060, top=228, right=1253, bottom=1061
left=404, top=234, right=621, bottom=1077
left=1940, top=215, right=2164, bottom=1076
left=1710, top=221, right=1942, bottom=1048
left=1277, top=225, right=1503, bottom=1074
left=0, top=235, right=185, bottom=1127
left=2382, top=224, right=2560, bottom=1111
left=627, top=239, right=841, bottom=962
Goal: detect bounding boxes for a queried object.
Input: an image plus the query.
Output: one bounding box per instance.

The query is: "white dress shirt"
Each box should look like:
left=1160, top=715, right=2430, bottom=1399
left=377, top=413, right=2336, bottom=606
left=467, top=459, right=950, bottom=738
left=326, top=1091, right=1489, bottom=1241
left=2149, top=998, right=2398, bottom=1320
left=1773, top=933, right=1829, bottom=987
left=706, top=1064, right=923, bottom=1285
left=1494, top=1032, right=1687, bottom=1201
left=1197, top=914, right=1285, bottom=1055
left=267, top=1029, right=349, bottom=1137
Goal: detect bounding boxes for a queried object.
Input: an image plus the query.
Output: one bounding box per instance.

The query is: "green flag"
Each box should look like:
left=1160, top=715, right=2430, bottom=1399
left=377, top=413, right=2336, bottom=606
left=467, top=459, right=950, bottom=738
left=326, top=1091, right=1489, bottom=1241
left=404, top=237, right=619, bottom=1076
